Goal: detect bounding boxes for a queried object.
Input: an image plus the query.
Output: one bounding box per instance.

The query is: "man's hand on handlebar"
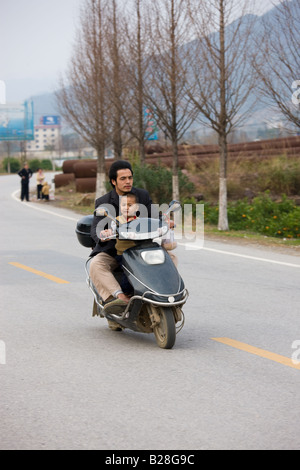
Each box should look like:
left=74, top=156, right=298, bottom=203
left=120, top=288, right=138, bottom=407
left=99, top=228, right=114, bottom=241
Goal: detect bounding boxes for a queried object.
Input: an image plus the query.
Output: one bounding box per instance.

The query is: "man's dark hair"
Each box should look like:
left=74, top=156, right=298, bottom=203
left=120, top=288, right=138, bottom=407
left=109, top=160, right=133, bottom=187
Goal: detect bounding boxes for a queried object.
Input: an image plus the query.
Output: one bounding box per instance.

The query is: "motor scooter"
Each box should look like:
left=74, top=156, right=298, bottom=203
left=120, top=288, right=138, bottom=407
left=76, top=201, right=188, bottom=349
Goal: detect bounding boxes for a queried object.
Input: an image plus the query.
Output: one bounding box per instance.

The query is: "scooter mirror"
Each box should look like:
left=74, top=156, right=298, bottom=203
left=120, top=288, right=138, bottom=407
left=94, top=206, right=109, bottom=217
left=169, top=200, right=181, bottom=212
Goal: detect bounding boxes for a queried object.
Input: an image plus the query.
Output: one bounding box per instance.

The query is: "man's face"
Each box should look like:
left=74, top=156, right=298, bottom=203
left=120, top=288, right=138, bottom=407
left=112, top=169, right=133, bottom=195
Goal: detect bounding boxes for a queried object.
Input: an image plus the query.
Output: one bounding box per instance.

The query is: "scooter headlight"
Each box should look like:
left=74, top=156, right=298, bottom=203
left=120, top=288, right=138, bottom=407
left=141, top=250, right=165, bottom=265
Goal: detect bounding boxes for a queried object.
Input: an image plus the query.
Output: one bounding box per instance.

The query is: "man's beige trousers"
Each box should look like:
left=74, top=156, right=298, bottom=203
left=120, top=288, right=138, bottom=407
left=90, top=251, right=178, bottom=302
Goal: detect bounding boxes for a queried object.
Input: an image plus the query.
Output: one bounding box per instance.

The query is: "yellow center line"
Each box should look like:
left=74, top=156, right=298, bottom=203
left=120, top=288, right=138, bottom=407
left=9, top=262, right=70, bottom=285
left=212, top=337, right=300, bottom=371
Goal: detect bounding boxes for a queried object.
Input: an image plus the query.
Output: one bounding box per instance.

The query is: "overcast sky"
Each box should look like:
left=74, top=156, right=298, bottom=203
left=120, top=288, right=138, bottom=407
left=0, top=0, right=81, bottom=102
left=0, top=0, right=280, bottom=103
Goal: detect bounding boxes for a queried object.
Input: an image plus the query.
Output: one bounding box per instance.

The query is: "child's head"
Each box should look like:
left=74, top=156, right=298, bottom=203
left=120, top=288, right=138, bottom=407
left=120, top=193, right=139, bottom=218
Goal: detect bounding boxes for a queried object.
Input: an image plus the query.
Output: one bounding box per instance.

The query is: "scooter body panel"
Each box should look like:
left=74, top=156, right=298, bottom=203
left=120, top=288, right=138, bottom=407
left=122, top=243, right=185, bottom=302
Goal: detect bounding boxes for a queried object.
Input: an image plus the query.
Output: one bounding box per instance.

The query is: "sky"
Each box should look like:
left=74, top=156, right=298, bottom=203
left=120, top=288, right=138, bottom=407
left=0, top=0, right=280, bottom=103
left=0, top=0, right=82, bottom=102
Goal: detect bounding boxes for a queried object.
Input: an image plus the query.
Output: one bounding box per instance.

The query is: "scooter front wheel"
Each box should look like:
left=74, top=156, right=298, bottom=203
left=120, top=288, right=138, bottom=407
left=153, top=307, right=176, bottom=349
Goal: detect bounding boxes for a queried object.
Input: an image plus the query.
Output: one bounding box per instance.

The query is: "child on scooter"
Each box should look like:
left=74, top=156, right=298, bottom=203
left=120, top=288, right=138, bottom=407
left=99, top=193, right=176, bottom=292
left=114, top=193, right=177, bottom=290
left=114, top=192, right=139, bottom=294
left=100, top=192, right=139, bottom=294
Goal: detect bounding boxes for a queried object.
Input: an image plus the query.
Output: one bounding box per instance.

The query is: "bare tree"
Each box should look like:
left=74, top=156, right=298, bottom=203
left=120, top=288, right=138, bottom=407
left=121, top=0, right=150, bottom=165
left=144, top=0, right=197, bottom=201
left=56, top=0, right=110, bottom=197
left=105, top=0, right=125, bottom=159
left=253, top=0, right=300, bottom=130
left=186, top=0, right=258, bottom=230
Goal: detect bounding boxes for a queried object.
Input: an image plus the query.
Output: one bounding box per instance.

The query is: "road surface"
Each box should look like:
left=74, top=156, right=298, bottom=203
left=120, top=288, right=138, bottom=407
left=0, top=174, right=300, bottom=450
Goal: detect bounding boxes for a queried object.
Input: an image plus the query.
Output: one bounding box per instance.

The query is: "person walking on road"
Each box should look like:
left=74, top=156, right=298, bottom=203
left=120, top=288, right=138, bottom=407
left=18, top=162, right=33, bottom=202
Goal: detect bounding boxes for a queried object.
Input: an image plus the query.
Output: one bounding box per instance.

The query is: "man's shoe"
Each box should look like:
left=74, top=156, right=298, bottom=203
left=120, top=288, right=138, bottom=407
left=103, top=298, right=127, bottom=316
left=107, top=319, right=124, bottom=331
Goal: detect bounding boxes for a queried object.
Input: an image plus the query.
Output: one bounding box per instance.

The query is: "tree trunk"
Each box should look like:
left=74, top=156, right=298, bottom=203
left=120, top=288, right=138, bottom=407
left=137, top=0, right=146, bottom=166
left=218, top=132, right=229, bottom=231
left=113, top=128, right=122, bottom=160
left=112, top=0, right=122, bottom=160
left=96, top=144, right=106, bottom=198
left=172, top=139, right=179, bottom=201
left=218, top=0, right=229, bottom=232
left=170, top=0, right=179, bottom=202
left=139, top=139, right=145, bottom=165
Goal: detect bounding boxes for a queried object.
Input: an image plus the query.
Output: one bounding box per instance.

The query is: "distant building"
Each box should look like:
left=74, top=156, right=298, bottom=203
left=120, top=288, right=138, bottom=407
left=26, top=115, right=61, bottom=153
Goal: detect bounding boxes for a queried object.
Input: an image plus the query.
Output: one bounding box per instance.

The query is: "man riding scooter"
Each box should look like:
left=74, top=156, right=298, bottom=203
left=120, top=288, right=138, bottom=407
left=89, top=160, right=177, bottom=328
left=90, top=161, right=155, bottom=313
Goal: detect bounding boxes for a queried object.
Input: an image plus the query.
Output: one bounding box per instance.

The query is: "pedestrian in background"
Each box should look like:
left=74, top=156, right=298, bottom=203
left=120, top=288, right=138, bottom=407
left=41, top=181, right=50, bottom=201
left=18, top=162, right=33, bottom=202
left=36, top=168, right=45, bottom=200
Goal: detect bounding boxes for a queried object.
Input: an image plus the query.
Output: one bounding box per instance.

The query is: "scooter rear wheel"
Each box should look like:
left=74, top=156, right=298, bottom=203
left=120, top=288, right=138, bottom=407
left=153, top=307, right=176, bottom=349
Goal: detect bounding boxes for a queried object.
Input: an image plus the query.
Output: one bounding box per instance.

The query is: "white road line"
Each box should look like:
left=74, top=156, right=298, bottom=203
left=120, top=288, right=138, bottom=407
left=12, top=190, right=300, bottom=268
left=11, top=190, right=78, bottom=222
left=179, top=243, right=300, bottom=268
left=203, top=246, right=300, bottom=268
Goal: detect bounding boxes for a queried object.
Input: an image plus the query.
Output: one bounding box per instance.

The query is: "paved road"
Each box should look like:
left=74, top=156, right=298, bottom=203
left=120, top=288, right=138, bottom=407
left=0, top=174, right=300, bottom=450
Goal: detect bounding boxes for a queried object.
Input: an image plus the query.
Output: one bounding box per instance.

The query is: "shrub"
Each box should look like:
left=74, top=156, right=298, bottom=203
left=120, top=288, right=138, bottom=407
left=2, top=157, right=21, bottom=173
left=29, top=159, right=42, bottom=172
left=40, top=159, right=53, bottom=171
left=257, top=157, right=300, bottom=196
left=204, top=192, right=300, bottom=239
left=28, top=159, right=53, bottom=172
left=131, top=163, right=195, bottom=205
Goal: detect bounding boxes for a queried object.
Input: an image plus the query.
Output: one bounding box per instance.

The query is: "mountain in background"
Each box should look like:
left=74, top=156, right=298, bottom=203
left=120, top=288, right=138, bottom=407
left=4, top=77, right=57, bottom=105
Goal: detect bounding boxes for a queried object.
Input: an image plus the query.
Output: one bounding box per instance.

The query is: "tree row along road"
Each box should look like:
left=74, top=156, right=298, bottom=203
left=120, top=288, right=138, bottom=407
left=0, top=174, right=300, bottom=450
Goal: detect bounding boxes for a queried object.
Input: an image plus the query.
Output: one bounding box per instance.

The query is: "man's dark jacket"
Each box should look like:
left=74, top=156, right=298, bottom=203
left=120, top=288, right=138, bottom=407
left=90, top=187, right=154, bottom=258
left=18, top=167, right=33, bottom=183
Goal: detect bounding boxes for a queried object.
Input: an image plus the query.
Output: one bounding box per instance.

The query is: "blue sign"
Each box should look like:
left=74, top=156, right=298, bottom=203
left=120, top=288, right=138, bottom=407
left=0, top=100, right=34, bottom=141
left=41, top=115, right=61, bottom=126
